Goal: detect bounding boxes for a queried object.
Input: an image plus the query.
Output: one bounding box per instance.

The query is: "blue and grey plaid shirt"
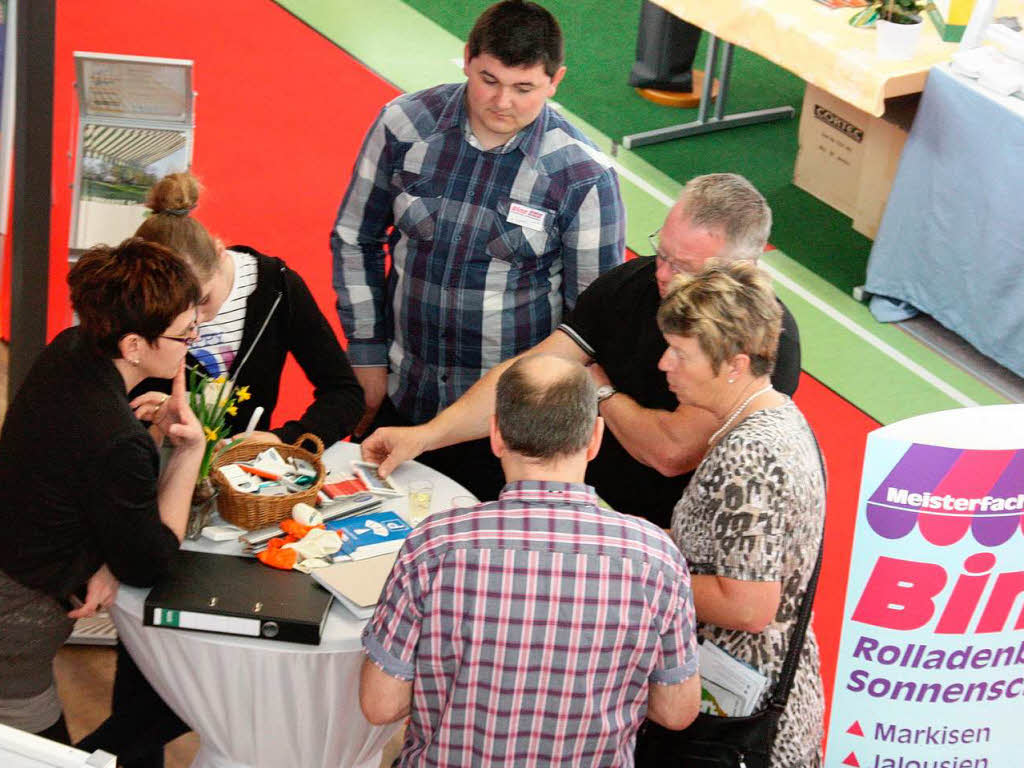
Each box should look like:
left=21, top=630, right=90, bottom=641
left=332, top=83, right=625, bottom=423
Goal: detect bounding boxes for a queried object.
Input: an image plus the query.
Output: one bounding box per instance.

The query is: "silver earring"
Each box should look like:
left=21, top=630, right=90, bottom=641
left=131, top=358, right=140, bottom=366
left=728, top=378, right=735, bottom=384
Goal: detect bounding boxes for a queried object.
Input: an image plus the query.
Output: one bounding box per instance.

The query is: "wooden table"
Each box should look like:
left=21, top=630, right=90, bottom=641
left=622, top=0, right=1023, bottom=147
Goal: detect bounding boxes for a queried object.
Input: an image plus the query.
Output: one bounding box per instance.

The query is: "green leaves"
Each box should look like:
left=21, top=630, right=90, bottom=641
left=879, top=0, right=924, bottom=23
left=187, top=367, right=245, bottom=482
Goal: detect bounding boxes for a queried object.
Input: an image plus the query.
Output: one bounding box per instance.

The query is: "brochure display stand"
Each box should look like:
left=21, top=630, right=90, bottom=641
left=826, top=405, right=1024, bottom=767
left=69, top=53, right=194, bottom=265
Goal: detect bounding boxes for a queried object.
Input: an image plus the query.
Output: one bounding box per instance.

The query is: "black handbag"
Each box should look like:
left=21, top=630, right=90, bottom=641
left=635, top=439, right=827, bottom=768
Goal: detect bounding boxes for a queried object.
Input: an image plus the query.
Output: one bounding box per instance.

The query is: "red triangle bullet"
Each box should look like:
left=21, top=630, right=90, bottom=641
left=842, top=753, right=860, bottom=767
left=847, top=721, right=864, bottom=737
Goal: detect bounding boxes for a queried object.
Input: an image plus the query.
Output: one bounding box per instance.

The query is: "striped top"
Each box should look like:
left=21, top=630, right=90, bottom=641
left=332, top=82, right=625, bottom=423
left=191, top=250, right=258, bottom=378
left=363, top=481, right=697, bottom=768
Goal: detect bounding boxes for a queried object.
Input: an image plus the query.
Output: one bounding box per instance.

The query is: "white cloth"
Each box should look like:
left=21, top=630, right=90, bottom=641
left=112, top=442, right=475, bottom=768
left=111, top=595, right=392, bottom=768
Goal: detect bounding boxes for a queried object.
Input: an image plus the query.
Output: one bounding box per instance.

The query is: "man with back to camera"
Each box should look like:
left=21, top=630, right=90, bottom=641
left=359, top=354, right=700, bottom=766
left=362, top=173, right=801, bottom=527
left=331, top=0, right=626, bottom=499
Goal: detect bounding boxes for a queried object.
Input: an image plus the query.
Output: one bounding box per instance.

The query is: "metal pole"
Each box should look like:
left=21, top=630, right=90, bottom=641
left=9, top=0, right=54, bottom=394
left=696, top=35, right=720, bottom=124
left=714, top=43, right=736, bottom=121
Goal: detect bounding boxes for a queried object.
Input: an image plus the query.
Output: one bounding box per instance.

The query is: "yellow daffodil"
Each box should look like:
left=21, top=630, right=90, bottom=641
left=236, top=386, right=251, bottom=402
left=203, top=426, right=219, bottom=442
left=226, top=405, right=238, bottom=416
left=201, top=377, right=234, bottom=409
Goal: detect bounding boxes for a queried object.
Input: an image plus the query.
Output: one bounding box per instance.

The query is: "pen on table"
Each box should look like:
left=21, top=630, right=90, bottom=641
left=240, top=465, right=282, bottom=480
left=240, top=465, right=305, bottom=492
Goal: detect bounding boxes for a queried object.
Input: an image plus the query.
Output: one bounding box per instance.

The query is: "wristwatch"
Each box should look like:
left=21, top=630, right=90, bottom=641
left=596, top=385, right=618, bottom=404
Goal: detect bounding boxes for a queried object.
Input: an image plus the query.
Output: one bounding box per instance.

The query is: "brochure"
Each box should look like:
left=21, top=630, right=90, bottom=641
left=697, top=640, right=770, bottom=717
left=325, top=510, right=411, bottom=560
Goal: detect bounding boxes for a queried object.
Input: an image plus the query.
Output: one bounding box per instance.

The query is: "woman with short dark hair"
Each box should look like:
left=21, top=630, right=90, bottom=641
left=78, top=170, right=364, bottom=768
left=0, top=238, right=204, bottom=742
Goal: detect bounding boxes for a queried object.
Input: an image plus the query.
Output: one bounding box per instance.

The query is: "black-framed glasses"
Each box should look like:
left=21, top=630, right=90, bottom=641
left=648, top=228, right=688, bottom=276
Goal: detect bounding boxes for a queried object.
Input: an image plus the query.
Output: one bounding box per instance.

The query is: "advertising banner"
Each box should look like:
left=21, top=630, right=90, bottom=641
left=826, top=405, right=1024, bottom=768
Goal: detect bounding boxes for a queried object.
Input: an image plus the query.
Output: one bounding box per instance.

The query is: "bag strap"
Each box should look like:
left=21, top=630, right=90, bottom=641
left=769, top=429, right=826, bottom=709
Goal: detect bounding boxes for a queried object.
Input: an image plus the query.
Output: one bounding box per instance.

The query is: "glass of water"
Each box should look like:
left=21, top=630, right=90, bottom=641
left=408, top=480, right=434, bottom=525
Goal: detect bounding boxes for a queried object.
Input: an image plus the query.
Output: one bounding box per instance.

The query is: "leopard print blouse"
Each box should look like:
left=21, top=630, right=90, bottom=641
left=671, top=399, right=826, bottom=768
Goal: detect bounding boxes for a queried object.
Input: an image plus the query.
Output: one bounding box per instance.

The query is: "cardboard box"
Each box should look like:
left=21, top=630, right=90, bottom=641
left=793, top=84, right=919, bottom=239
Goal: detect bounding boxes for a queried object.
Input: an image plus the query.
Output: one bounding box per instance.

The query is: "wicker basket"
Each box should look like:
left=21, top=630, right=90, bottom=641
left=209, top=433, right=326, bottom=530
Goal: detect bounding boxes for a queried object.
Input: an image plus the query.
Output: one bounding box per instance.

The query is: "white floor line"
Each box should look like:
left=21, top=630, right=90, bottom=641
left=612, top=160, right=678, bottom=208
left=611, top=160, right=979, bottom=408
left=394, top=47, right=979, bottom=409
left=760, top=263, right=978, bottom=407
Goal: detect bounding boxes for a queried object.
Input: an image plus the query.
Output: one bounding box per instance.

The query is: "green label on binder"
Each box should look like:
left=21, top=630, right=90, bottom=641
left=156, top=609, right=180, bottom=627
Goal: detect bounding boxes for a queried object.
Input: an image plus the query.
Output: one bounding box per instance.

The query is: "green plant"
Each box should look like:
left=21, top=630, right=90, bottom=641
left=875, top=0, right=924, bottom=23
left=850, top=0, right=924, bottom=28
left=187, top=368, right=251, bottom=482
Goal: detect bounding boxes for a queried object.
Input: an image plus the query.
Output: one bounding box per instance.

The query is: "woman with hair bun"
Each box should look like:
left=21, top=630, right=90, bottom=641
left=77, top=172, right=363, bottom=767
left=129, top=171, right=364, bottom=446
left=0, top=239, right=204, bottom=743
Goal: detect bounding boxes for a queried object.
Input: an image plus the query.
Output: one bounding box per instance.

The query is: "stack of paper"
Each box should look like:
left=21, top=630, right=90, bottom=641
left=238, top=494, right=381, bottom=554
left=697, top=640, right=771, bottom=717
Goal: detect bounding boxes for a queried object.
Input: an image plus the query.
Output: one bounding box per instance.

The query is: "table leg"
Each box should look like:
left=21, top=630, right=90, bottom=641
left=622, top=35, right=795, bottom=148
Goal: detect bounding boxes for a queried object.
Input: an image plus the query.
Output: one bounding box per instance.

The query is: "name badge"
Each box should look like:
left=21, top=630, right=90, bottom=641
left=506, top=202, right=547, bottom=232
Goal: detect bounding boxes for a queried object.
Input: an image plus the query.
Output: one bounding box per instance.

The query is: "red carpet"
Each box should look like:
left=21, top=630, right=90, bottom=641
left=49, top=0, right=401, bottom=424
left=794, top=373, right=881, bottom=741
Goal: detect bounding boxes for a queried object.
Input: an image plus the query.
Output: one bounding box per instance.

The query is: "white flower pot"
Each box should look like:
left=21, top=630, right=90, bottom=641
left=876, top=18, right=923, bottom=60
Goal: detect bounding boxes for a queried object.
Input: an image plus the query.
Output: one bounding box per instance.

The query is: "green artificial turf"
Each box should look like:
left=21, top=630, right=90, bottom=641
left=401, top=0, right=874, bottom=296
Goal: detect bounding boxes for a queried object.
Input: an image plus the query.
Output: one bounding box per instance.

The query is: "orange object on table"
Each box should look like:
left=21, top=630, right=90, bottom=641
left=256, top=519, right=331, bottom=570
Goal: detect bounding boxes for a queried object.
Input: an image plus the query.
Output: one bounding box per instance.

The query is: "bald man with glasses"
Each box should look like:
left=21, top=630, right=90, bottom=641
left=363, top=173, right=801, bottom=527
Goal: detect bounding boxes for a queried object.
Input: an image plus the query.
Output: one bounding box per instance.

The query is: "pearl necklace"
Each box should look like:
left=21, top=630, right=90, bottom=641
left=707, top=384, right=774, bottom=446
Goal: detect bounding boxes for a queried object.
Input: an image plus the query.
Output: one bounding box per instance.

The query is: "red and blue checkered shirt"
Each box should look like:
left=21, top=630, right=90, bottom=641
left=362, top=482, right=698, bottom=767
left=332, top=83, right=626, bottom=423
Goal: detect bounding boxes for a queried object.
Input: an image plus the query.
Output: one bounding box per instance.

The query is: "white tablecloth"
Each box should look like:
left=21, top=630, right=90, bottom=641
left=112, top=442, right=474, bottom=768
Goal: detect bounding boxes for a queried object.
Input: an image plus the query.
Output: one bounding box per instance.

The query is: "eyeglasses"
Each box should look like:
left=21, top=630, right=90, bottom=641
left=160, top=314, right=200, bottom=347
left=159, top=329, right=198, bottom=347
left=648, top=228, right=689, bottom=276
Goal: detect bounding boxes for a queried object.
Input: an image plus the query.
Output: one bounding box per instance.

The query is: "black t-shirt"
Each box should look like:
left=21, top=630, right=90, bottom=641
left=560, top=257, right=801, bottom=528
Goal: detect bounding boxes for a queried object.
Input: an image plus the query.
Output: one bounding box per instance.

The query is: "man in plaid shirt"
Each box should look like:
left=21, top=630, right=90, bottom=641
left=360, top=355, right=700, bottom=767
left=331, top=0, right=625, bottom=500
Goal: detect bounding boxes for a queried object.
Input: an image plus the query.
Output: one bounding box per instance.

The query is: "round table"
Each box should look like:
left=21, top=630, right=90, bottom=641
left=112, top=442, right=474, bottom=768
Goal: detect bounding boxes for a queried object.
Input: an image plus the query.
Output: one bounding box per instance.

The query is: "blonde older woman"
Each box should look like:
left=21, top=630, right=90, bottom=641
left=655, top=261, right=825, bottom=767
